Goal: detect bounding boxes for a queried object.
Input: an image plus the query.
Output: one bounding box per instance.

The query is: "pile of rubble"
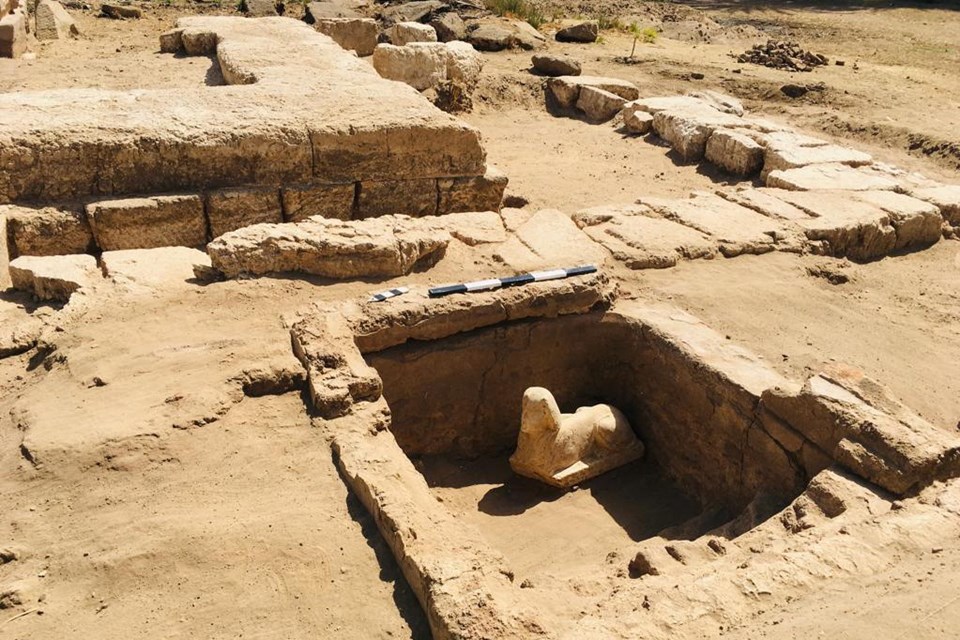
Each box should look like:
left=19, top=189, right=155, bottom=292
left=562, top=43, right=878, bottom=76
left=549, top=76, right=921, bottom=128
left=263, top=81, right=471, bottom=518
left=735, top=40, right=828, bottom=72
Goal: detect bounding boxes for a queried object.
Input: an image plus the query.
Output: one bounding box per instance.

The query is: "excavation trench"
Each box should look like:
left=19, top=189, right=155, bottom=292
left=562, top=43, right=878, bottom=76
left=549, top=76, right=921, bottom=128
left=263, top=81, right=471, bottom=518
left=365, top=309, right=809, bottom=571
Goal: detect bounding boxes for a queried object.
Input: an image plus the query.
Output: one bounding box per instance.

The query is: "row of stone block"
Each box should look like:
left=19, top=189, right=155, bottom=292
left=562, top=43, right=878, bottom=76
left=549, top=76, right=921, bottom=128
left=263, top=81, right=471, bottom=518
left=575, top=185, right=955, bottom=266
left=2, top=169, right=506, bottom=261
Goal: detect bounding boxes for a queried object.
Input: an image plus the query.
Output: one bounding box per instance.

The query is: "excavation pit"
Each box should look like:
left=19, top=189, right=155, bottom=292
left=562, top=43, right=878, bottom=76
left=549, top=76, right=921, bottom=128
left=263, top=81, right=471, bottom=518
left=293, top=276, right=960, bottom=638
left=366, top=311, right=808, bottom=516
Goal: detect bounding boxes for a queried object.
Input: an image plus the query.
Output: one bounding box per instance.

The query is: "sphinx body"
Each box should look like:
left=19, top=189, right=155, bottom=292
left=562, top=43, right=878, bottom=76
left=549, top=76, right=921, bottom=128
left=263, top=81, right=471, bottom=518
left=509, top=387, right=645, bottom=488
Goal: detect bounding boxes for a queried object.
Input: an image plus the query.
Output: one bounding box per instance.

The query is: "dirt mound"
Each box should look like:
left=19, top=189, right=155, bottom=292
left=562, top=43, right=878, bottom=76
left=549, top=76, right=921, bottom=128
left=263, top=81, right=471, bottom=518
left=736, top=39, right=829, bottom=72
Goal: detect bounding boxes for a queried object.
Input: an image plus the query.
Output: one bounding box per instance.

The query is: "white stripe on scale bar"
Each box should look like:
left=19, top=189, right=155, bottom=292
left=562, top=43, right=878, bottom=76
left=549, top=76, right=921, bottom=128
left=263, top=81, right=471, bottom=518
left=465, top=278, right=503, bottom=292
left=529, top=269, right=568, bottom=281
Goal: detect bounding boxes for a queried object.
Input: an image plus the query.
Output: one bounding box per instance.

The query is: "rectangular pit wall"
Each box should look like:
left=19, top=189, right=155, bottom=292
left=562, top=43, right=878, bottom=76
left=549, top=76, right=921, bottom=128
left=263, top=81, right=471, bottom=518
left=367, top=304, right=807, bottom=511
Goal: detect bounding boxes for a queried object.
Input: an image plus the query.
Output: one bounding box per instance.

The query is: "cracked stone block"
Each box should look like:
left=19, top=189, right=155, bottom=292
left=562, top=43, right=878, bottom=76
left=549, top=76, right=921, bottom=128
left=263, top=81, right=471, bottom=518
left=641, top=192, right=789, bottom=257
left=437, top=166, right=507, bottom=214
left=705, top=129, right=764, bottom=177
left=357, top=178, right=438, bottom=218
left=493, top=208, right=607, bottom=271
left=4, top=205, right=95, bottom=256
left=314, top=18, right=378, bottom=56
left=206, top=186, right=283, bottom=238
left=766, top=163, right=899, bottom=191
left=547, top=75, right=639, bottom=110
left=762, top=143, right=873, bottom=179
left=576, top=86, right=627, bottom=123
left=386, top=21, right=436, bottom=45
left=101, top=247, right=211, bottom=289
left=207, top=214, right=450, bottom=279
left=716, top=188, right=814, bottom=222
left=651, top=106, right=746, bottom=163
left=573, top=204, right=717, bottom=269
left=9, top=254, right=100, bottom=301
left=908, top=184, right=960, bottom=226
left=86, top=195, right=207, bottom=250
left=281, top=183, right=355, bottom=223
left=35, top=0, right=78, bottom=40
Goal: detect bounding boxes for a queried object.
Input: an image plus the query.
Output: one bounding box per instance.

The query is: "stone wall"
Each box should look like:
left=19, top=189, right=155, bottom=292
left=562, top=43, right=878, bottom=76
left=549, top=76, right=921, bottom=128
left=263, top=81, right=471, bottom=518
left=0, top=17, right=505, bottom=223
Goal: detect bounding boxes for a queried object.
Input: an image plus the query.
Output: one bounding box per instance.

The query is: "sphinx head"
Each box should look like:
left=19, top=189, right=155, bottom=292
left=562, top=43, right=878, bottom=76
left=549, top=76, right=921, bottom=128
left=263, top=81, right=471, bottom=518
left=520, top=387, right=562, bottom=434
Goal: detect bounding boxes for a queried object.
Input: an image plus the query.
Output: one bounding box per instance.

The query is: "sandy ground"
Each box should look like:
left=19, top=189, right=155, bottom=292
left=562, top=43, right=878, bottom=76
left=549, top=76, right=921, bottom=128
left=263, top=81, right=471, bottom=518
left=1, top=1, right=959, bottom=638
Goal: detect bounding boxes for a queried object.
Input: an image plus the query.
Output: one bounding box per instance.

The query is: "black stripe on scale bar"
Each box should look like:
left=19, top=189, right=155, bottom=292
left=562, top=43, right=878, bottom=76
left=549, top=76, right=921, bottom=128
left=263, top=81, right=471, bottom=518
left=368, top=287, right=409, bottom=302
left=428, top=265, right=597, bottom=298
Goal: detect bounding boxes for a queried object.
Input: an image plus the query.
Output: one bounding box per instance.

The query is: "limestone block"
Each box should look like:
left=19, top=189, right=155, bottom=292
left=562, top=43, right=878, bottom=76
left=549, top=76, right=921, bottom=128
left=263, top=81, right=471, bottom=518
left=576, top=86, right=626, bottom=123
left=372, top=41, right=482, bottom=92
left=555, top=20, right=597, bottom=43
left=357, top=177, right=438, bottom=218
left=687, top=90, right=745, bottom=116
left=101, top=247, right=211, bottom=289
left=908, top=184, right=960, bottom=226
left=626, top=95, right=717, bottom=115
left=574, top=204, right=717, bottom=269
left=373, top=42, right=446, bottom=91
left=717, top=188, right=813, bottom=221
left=705, top=129, right=764, bottom=177
left=281, top=183, right=355, bottom=222
left=4, top=205, right=95, bottom=256
left=0, top=212, right=9, bottom=290
left=531, top=53, right=581, bottom=77
left=87, top=195, right=207, bottom=251
left=762, top=373, right=960, bottom=495
left=386, top=21, right=436, bottom=45
left=762, top=143, right=873, bottom=178
left=314, top=18, right=378, bottom=56
left=766, top=163, right=899, bottom=191
left=547, top=75, right=639, bottom=110
left=852, top=190, right=942, bottom=251
left=159, top=28, right=183, bottom=53
left=493, top=209, right=607, bottom=271
left=466, top=18, right=545, bottom=52
left=642, top=192, right=787, bottom=257
left=509, top=387, right=644, bottom=488
left=429, top=11, right=465, bottom=42
left=304, top=0, right=360, bottom=21
left=207, top=214, right=450, bottom=279
left=436, top=210, right=506, bottom=246
left=9, top=254, right=100, bottom=301
left=242, top=0, right=277, bottom=17
left=381, top=0, right=444, bottom=25
left=100, top=3, right=140, bottom=18
left=651, top=106, right=745, bottom=163
left=0, top=8, right=27, bottom=58
left=206, top=186, right=283, bottom=238
left=180, top=27, right=217, bottom=55
left=623, top=108, right=653, bottom=135
left=437, top=165, right=507, bottom=214
left=35, top=0, right=78, bottom=40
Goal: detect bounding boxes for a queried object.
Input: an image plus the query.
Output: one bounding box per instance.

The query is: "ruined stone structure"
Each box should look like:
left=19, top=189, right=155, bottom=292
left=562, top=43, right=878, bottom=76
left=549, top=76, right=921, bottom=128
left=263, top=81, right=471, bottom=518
left=0, top=17, right=506, bottom=262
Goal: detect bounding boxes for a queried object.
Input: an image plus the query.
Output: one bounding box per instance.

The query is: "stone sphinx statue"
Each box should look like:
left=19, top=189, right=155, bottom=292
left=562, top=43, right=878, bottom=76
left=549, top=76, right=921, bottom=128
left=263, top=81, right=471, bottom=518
left=509, top=387, right=645, bottom=488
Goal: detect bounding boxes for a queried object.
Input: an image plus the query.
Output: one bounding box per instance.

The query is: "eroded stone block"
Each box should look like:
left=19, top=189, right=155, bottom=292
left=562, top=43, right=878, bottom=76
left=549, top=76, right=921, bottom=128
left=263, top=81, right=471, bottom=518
left=4, top=205, right=95, bottom=257
left=281, top=183, right=355, bottom=222
left=207, top=214, right=450, bottom=279
left=706, top=129, right=764, bottom=177
left=576, top=86, right=626, bottom=123
left=0, top=8, right=27, bottom=58
left=87, top=195, right=206, bottom=250
left=547, top=75, right=639, bottom=110
left=314, top=17, right=378, bottom=56
left=35, top=0, right=78, bottom=40
left=437, top=165, right=507, bottom=214
left=357, top=178, right=438, bottom=218
left=206, top=186, right=283, bottom=238
left=386, top=21, right=436, bottom=45
left=9, top=254, right=100, bottom=301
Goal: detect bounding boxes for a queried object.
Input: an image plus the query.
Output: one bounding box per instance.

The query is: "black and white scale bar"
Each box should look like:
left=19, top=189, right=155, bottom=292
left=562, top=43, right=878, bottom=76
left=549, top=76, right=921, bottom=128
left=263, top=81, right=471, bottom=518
left=368, top=286, right=409, bottom=302
left=428, top=265, right=597, bottom=298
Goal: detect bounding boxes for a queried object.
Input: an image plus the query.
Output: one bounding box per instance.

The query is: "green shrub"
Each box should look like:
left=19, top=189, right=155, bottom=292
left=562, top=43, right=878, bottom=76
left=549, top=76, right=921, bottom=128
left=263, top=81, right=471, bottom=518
left=485, top=0, right=546, bottom=29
